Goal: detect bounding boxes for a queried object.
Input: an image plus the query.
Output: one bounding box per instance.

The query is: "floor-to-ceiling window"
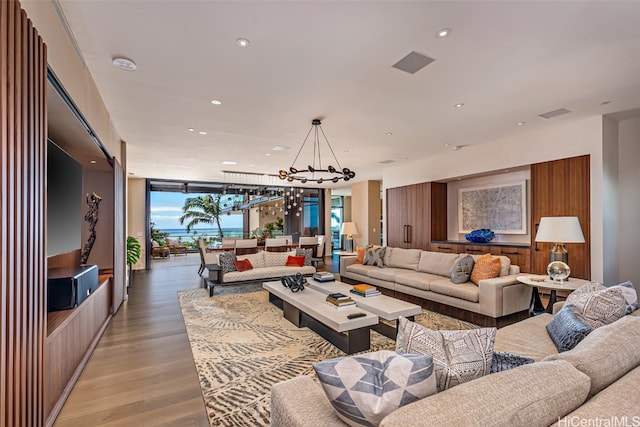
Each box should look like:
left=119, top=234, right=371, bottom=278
left=331, top=196, right=343, bottom=250
left=147, top=180, right=325, bottom=254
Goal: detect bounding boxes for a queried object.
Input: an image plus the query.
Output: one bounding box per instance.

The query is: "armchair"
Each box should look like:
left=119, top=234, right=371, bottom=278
left=166, top=238, right=188, bottom=256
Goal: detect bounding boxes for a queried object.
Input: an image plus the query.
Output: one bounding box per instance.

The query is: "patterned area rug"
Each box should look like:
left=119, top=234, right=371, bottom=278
left=178, top=288, right=477, bottom=426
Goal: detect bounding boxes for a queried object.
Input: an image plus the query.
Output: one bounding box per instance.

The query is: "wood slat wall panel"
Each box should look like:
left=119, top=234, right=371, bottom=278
left=112, top=159, right=125, bottom=313
left=1, top=0, right=47, bottom=425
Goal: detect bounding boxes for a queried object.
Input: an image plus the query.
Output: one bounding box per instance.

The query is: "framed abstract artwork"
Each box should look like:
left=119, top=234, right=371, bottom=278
left=458, top=181, right=527, bottom=234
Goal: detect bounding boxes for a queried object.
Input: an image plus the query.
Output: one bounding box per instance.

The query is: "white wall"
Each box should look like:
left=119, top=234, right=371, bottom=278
left=383, top=116, right=605, bottom=281
left=351, top=181, right=382, bottom=247
left=617, top=116, right=640, bottom=288
left=602, top=117, right=619, bottom=285
left=127, top=178, right=147, bottom=270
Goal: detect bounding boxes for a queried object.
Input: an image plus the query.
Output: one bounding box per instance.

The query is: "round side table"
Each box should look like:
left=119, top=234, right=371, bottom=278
left=517, top=275, right=590, bottom=315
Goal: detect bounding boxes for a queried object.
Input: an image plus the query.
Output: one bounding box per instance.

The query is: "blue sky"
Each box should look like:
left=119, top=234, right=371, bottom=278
left=150, top=192, right=243, bottom=230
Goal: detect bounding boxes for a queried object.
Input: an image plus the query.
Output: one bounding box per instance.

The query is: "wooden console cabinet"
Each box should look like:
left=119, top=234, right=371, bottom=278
left=45, top=274, right=113, bottom=424
left=430, top=241, right=531, bottom=273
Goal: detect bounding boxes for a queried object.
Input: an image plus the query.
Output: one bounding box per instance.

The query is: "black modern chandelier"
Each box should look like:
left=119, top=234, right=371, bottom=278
left=278, top=119, right=356, bottom=184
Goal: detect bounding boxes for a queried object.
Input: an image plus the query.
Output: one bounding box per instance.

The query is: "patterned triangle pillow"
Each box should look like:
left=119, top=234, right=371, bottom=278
left=313, top=350, right=436, bottom=426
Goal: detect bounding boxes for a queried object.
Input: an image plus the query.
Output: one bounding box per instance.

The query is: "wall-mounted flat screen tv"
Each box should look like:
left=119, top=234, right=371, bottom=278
left=47, top=140, right=82, bottom=257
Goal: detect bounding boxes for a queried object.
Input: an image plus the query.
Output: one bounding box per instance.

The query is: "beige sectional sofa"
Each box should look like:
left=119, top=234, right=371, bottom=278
left=271, top=309, right=640, bottom=427
left=340, top=247, right=531, bottom=326
left=204, top=250, right=316, bottom=296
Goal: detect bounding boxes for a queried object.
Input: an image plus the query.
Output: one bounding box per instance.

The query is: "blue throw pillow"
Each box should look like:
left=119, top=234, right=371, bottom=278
left=546, top=305, right=593, bottom=352
left=490, top=350, right=535, bottom=373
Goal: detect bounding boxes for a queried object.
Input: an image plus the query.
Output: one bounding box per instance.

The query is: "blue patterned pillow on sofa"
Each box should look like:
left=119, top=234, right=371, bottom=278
left=546, top=306, right=593, bottom=352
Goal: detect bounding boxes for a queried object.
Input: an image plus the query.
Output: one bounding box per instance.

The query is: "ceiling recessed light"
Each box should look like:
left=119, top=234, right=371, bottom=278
left=90, top=160, right=97, bottom=164
left=264, top=153, right=271, bottom=156
left=187, top=128, right=195, bottom=132
left=112, top=57, right=137, bottom=71
left=222, top=161, right=237, bottom=165
left=236, top=38, right=250, bottom=47
left=454, top=103, right=464, bottom=108
left=271, top=145, right=290, bottom=151
left=436, top=28, right=452, bottom=38
left=211, top=99, right=222, bottom=105
left=386, top=132, right=393, bottom=136
left=517, top=121, right=525, bottom=126
left=198, top=131, right=207, bottom=135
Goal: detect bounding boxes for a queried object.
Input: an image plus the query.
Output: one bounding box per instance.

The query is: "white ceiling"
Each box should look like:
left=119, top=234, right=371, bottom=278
left=56, top=0, right=640, bottom=188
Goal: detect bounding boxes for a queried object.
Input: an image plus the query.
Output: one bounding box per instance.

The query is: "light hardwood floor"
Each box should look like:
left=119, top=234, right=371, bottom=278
left=53, top=254, right=210, bottom=427
left=53, top=252, right=339, bottom=426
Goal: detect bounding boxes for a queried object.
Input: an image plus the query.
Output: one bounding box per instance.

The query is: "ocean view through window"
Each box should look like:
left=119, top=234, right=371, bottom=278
left=150, top=191, right=244, bottom=247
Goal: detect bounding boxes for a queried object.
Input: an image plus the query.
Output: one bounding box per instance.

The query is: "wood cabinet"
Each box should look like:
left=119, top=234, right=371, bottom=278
left=498, top=247, right=531, bottom=273
left=430, top=242, right=531, bottom=272
left=386, top=182, right=446, bottom=249
left=45, top=275, right=112, bottom=421
left=530, top=155, right=590, bottom=279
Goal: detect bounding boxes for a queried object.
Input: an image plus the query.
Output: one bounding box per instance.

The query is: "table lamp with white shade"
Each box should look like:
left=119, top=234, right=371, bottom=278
left=534, top=216, right=585, bottom=281
left=341, top=222, right=359, bottom=253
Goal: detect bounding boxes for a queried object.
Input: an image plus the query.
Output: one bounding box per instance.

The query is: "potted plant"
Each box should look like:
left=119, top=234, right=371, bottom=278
left=126, top=236, right=142, bottom=288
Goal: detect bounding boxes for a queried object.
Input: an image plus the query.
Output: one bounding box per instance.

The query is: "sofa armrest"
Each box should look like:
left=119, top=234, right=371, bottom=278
left=271, top=376, right=346, bottom=427
left=339, top=255, right=358, bottom=277
left=477, top=274, right=526, bottom=317
left=552, top=301, right=565, bottom=314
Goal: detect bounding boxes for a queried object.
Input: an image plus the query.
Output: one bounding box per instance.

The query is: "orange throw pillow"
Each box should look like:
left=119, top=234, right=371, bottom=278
left=234, top=258, right=253, bottom=272
left=286, top=255, right=306, bottom=267
left=470, top=253, right=501, bottom=285
left=356, top=247, right=366, bottom=264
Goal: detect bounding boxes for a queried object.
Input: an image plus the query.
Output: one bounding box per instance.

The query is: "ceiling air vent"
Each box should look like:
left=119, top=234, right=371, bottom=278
left=392, top=51, right=435, bottom=75
left=539, top=108, right=571, bottom=119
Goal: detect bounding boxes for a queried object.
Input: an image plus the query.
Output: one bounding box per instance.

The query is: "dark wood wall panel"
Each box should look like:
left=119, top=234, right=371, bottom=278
left=531, top=155, right=591, bottom=279
left=1, top=1, right=47, bottom=426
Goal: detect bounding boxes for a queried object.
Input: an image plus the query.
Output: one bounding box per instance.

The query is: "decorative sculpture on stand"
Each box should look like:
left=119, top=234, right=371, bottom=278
left=80, top=192, right=102, bottom=265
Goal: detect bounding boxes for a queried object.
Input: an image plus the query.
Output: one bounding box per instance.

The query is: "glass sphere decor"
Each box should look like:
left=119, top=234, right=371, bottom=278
left=547, top=261, right=570, bottom=283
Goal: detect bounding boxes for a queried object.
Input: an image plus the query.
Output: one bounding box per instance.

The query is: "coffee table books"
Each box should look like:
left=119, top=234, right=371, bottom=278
left=313, top=272, right=335, bottom=282
left=350, top=284, right=381, bottom=297
left=325, top=293, right=356, bottom=309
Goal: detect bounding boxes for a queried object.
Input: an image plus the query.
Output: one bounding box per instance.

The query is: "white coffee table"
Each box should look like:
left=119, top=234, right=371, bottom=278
left=306, top=278, right=422, bottom=338
left=262, top=280, right=378, bottom=354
